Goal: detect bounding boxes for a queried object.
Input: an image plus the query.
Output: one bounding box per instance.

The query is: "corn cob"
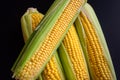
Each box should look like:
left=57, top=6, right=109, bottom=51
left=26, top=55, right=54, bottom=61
left=20, top=8, right=65, bottom=80
left=11, top=0, right=86, bottom=80
left=21, top=8, right=44, bottom=42
left=77, top=3, right=116, bottom=80
left=25, top=7, right=90, bottom=80
left=58, top=25, right=90, bottom=80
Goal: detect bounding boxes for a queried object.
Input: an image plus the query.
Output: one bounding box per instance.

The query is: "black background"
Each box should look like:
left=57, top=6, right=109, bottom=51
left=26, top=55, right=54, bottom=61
left=0, top=0, right=120, bottom=80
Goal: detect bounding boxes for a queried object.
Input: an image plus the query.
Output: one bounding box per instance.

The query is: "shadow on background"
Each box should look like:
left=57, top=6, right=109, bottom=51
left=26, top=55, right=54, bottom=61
left=0, top=0, right=119, bottom=79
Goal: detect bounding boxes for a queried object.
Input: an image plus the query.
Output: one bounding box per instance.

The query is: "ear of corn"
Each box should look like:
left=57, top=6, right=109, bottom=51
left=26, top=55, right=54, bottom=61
left=11, top=0, right=86, bottom=79
left=20, top=8, right=65, bottom=80
left=21, top=8, right=44, bottom=42
left=58, top=24, right=90, bottom=80
left=11, top=0, right=116, bottom=79
left=11, top=8, right=44, bottom=74
left=78, top=3, right=116, bottom=80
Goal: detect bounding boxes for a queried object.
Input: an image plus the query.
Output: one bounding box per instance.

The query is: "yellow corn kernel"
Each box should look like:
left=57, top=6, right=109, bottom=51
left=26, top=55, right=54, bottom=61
left=80, top=12, right=112, bottom=80
left=14, top=0, right=85, bottom=79
left=63, top=25, right=89, bottom=80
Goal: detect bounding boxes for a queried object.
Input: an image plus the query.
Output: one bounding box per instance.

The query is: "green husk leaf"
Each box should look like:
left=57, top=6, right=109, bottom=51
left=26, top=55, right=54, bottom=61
left=58, top=43, right=76, bottom=80
left=74, top=16, right=91, bottom=79
left=53, top=52, right=65, bottom=80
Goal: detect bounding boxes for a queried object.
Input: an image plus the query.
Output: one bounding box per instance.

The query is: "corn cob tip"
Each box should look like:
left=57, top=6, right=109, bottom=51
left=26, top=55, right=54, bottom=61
left=26, top=7, right=42, bottom=14
left=27, top=7, right=37, bottom=12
